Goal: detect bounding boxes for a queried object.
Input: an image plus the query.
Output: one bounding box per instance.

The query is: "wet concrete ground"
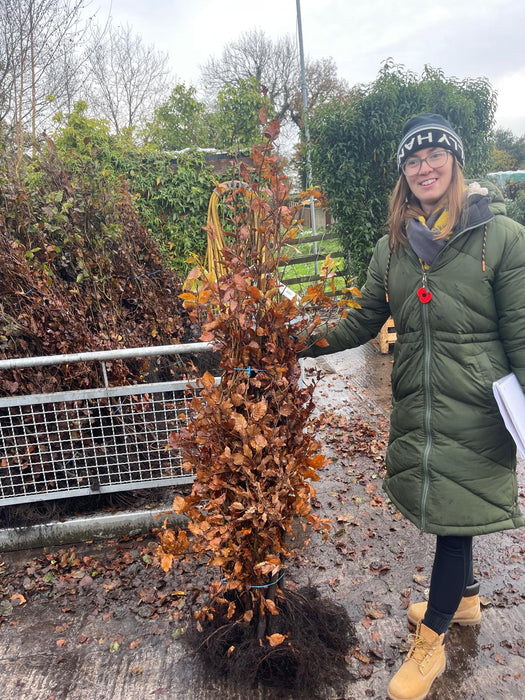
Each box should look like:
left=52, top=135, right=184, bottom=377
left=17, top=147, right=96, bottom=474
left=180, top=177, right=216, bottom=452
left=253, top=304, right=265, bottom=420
left=0, top=342, right=524, bottom=699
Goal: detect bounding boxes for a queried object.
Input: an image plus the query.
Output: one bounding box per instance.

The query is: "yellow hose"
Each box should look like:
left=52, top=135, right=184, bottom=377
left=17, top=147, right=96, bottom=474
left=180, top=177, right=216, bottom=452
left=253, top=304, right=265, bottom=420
left=205, top=181, right=258, bottom=281
left=205, top=189, right=227, bottom=280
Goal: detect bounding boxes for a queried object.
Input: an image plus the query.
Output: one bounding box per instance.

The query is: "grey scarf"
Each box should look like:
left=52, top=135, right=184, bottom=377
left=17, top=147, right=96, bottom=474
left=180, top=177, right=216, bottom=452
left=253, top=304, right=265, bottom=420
left=405, top=187, right=494, bottom=266
left=405, top=209, right=447, bottom=265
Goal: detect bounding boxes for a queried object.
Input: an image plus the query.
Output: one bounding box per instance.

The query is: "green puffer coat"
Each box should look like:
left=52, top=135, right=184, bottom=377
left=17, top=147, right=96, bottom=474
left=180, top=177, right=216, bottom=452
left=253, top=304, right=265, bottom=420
left=306, top=181, right=525, bottom=535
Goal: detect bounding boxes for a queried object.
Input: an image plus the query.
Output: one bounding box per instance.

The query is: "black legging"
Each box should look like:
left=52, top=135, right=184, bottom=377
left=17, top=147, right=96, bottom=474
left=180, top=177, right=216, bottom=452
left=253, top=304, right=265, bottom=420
left=422, top=535, right=475, bottom=635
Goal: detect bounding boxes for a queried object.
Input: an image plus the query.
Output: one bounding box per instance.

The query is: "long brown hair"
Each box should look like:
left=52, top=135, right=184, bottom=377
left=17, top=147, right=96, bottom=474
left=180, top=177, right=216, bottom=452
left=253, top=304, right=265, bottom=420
left=388, top=157, right=466, bottom=251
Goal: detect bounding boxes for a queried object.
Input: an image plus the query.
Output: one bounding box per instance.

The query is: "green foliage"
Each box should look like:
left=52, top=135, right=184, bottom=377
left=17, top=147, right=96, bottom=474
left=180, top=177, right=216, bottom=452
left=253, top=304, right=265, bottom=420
left=491, top=128, right=525, bottom=170
left=209, top=77, right=274, bottom=152
left=143, top=79, right=275, bottom=156
left=310, top=61, right=497, bottom=283
left=505, top=183, right=525, bottom=226
left=143, top=84, right=210, bottom=150
left=52, top=102, right=215, bottom=272
left=111, top=147, right=215, bottom=269
left=52, top=101, right=113, bottom=166
left=490, top=147, right=517, bottom=172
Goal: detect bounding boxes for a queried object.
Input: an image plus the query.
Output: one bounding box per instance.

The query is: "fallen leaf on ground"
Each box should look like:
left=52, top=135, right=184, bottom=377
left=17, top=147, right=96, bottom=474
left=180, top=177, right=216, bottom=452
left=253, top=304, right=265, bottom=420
left=10, top=593, right=26, bottom=606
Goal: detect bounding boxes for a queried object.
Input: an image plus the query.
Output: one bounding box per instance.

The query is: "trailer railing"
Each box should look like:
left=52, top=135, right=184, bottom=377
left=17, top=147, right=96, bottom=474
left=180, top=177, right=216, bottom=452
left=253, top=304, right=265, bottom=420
left=0, top=343, right=214, bottom=506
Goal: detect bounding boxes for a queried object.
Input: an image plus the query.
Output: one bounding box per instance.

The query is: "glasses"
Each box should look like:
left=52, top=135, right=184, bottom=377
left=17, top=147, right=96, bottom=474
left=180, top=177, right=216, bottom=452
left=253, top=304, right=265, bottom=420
left=402, top=150, right=450, bottom=176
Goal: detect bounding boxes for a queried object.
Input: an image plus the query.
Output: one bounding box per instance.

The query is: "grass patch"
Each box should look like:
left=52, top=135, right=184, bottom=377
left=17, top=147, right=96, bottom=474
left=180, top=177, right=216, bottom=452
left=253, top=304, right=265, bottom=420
left=280, top=228, right=347, bottom=297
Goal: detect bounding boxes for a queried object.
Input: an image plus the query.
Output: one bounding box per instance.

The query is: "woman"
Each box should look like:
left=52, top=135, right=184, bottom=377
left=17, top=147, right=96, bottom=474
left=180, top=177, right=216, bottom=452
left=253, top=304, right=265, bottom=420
left=300, top=113, right=525, bottom=700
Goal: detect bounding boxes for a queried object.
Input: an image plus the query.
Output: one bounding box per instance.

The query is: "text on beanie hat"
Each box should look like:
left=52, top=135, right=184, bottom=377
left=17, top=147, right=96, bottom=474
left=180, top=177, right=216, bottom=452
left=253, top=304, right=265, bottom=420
left=397, top=113, right=464, bottom=172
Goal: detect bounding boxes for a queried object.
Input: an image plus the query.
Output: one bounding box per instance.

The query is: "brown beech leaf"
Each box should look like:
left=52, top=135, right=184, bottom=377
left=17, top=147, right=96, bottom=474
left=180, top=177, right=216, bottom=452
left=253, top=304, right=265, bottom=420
left=232, top=412, right=248, bottom=432
left=251, top=433, right=267, bottom=450
left=308, top=454, right=326, bottom=469
left=267, top=633, right=287, bottom=647
left=10, top=593, right=27, bottom=607
left=172, top=495, right=187, bottom=514
left=159, top=552, right=174, bottom=573
left=251, top=398, right=268, bottom=421
left=263, top=118, right=280, bottom=141
left=168, top=430, right=182, bottom=450
left=354, top=649, right=371, bottom=663
left=246, top=285, right=262, bottom=300
left=365, top=606, right=385, bottom=619
left=231, top=394, right=244, bottom=407
left=201, top=371, right=215, bottom=389
left=265, top=598, right=279, bottom=615
left=197, top=289, right=212, bottom=304
left=358, top=663, right=374, bottom=679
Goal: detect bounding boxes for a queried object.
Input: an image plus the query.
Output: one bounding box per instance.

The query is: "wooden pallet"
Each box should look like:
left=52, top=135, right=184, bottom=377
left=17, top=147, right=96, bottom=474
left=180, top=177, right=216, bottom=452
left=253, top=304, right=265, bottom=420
left=373, top=317, right=397, bottom=353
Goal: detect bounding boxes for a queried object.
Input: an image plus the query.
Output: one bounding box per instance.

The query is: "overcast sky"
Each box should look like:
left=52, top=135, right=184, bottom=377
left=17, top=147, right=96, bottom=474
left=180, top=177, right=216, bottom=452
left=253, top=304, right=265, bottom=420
left=86, top=0, right=525, bottom=134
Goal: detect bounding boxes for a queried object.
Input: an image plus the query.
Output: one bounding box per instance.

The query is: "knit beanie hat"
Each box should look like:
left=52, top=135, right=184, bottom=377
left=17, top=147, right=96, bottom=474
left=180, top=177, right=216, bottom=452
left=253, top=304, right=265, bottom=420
left=397, top=113, right=464, bottom=172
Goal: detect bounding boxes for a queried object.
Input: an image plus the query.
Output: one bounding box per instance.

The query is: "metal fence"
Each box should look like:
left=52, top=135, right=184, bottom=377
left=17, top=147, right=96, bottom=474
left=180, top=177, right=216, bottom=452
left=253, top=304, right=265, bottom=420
left=0, top=343, right=214, bottom=506
left=279, top=230, right=347, bottom=295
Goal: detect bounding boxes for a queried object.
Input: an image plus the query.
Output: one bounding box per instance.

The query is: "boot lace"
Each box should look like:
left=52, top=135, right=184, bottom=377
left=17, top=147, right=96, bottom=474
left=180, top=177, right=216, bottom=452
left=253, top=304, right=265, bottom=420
left=406, top=632, right=437, bottom=668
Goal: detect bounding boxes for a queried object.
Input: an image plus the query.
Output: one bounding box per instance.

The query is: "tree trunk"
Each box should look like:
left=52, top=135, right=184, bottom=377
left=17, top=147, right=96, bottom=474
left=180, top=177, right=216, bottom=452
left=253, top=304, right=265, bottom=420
left=30, top=3, right=36, bottom=157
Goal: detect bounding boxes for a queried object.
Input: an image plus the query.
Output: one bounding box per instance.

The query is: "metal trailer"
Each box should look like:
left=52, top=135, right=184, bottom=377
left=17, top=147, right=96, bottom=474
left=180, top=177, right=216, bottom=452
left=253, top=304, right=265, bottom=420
left=0, top=343, right=214, bottom=507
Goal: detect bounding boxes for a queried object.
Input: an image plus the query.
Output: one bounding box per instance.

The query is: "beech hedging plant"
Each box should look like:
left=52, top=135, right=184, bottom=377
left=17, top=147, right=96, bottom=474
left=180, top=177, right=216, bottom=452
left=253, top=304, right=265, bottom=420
left=0, top=113, right=192, bottom=396
left=158, top=117, right=359, bottom=693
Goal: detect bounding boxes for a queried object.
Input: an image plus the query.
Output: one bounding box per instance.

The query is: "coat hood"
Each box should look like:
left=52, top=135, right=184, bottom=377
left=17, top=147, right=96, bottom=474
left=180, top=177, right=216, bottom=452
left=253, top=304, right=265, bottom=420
left=467, top=178, right=507, bottom=217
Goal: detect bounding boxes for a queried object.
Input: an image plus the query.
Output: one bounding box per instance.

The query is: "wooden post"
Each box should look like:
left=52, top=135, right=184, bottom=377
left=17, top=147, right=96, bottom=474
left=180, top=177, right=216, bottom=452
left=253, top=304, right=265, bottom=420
left=373, top=317, right=397, bottom=354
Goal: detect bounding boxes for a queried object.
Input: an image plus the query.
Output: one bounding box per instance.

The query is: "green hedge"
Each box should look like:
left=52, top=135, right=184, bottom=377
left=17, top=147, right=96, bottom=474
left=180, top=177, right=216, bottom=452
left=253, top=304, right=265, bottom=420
left=310, top=62, right=497, bottom=284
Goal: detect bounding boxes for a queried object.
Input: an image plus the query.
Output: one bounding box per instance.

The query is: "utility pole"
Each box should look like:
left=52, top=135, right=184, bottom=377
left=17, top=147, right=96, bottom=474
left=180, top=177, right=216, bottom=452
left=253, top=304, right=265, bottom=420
left=296, top=0, right=318, bottom=275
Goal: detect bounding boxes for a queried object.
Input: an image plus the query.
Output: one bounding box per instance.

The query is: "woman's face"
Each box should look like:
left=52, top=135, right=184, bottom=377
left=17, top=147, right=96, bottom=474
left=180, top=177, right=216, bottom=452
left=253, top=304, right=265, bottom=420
left=404, top=147, right=454, bottom=216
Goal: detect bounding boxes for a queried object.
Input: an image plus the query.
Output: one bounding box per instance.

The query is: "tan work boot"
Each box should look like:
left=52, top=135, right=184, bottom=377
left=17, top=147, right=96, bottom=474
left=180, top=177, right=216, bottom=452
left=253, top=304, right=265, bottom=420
left=407, top=582, right=481, bottom=628
left=387, top=621, right=446, bottom=700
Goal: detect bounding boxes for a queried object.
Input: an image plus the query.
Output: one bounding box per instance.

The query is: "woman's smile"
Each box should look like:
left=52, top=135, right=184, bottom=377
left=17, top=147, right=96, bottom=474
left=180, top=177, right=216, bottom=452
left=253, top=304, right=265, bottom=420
left=406, top=147, right=453, bottom=215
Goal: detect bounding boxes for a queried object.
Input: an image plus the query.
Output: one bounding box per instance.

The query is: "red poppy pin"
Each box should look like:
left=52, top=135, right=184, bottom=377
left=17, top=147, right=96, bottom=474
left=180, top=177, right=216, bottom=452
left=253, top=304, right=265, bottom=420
left=417, top=287, right=432, bottom=303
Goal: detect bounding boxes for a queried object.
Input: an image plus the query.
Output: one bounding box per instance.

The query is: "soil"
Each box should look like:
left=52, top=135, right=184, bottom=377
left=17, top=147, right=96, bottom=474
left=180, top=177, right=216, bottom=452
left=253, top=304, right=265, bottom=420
left=0, top=343, right=524, bottom=699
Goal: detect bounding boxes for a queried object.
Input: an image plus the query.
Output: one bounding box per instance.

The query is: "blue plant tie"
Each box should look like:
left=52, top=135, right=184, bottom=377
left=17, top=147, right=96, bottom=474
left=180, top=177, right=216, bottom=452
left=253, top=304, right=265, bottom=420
left=135, top=269, right=162, bottom=280
left=219, top=571, right=284, bottom=589
left=247, top=572, right=285, bottom=589
left=233, top=366, right=267, bottom=377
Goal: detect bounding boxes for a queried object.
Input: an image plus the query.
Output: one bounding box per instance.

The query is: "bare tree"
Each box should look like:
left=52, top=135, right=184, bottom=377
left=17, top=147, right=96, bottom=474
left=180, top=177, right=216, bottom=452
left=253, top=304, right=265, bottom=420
left=201, top=29, right=298, bottom=124
left=0, top=7, right=17, bottom=124
left=200, top=29, right=349, bottom=129
left=0, top=0, right=87, bottom=156
left=290, top=56, right=349, bottom=127
left=84, top=22, right=171, bottom=133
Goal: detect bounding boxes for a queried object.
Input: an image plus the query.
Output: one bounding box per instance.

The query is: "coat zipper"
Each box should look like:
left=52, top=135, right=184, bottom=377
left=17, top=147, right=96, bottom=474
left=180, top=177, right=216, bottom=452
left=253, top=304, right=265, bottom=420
left=410, top=215, right=492, bottom=528
left=420, top=269, right=432, bottom=531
